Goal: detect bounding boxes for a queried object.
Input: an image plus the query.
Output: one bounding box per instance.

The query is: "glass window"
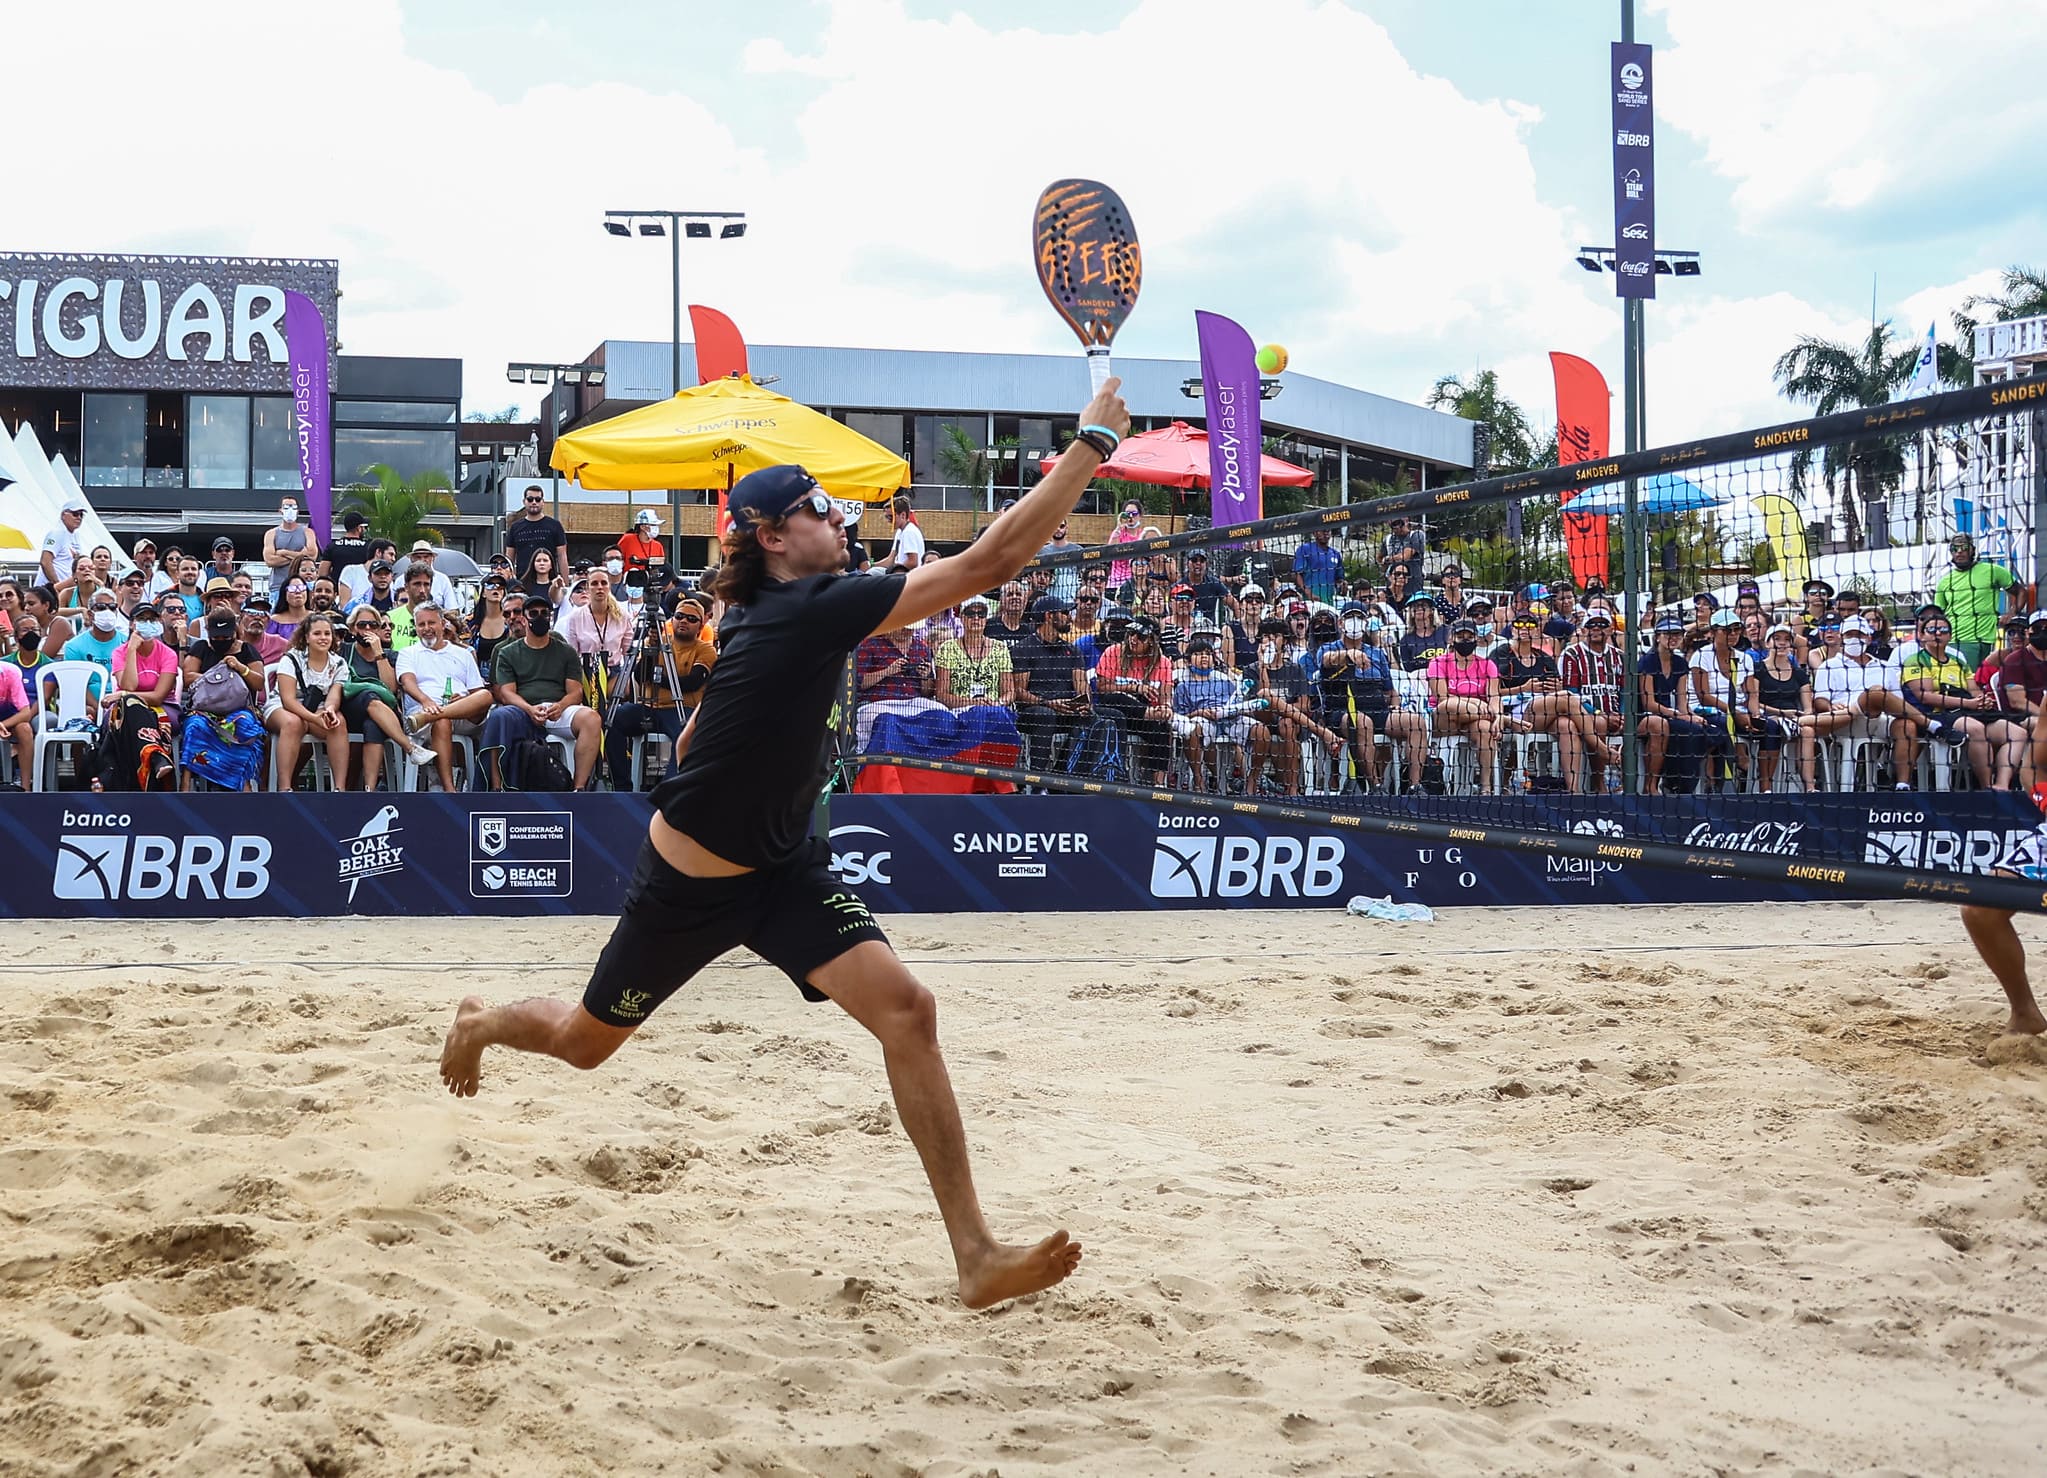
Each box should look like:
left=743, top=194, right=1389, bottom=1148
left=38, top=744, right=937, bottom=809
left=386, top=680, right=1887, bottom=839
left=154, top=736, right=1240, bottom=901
left=844, top=412, right=905, bottom=458
left=143, top=393, right=185, bottom=488
left=335, top=400, right=458, bottom=424
left=335, top=427, right=457, bottom=487
left=188, top=396, right=251, bottom=489
left=0, top=389, right=83, bottom=467
left=84, top=394, right=145, bottom=487
left=251, top=397, right=300, bottom=490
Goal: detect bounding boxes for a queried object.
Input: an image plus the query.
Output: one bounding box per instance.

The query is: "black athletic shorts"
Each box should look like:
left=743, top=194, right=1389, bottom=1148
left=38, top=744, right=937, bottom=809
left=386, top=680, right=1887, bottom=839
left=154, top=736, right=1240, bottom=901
left=582, top=835, right=890, bottom=1027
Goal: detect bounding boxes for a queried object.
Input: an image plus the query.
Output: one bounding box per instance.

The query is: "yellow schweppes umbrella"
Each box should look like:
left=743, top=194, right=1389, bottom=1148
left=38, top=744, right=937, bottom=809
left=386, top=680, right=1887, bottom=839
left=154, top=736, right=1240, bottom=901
left=550, top=375, right=909, bottom=499
left=1752, top=494, right=1810, bottom=591
left=0, top=522, right=29, bottom=551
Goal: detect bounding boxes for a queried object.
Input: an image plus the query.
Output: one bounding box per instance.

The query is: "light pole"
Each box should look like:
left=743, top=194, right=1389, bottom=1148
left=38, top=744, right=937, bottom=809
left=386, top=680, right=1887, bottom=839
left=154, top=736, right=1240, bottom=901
left=602, top=209, right=746, bottom=538
left=506, top=361, right=607, bottom=528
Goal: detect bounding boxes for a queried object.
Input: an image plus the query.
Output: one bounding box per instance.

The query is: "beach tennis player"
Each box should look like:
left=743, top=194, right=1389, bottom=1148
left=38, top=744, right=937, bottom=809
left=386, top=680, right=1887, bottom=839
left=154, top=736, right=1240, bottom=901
left=1960, top=782, right=2047, bottom=1040
left=442, top=379, right=1132, bottom=1307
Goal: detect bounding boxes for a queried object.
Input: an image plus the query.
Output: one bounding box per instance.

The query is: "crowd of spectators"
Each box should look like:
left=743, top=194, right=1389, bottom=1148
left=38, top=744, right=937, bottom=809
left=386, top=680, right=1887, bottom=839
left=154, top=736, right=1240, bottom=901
left=0, top=498, right=717, bottom=795
left=2, top=498, right=2029, bottom=800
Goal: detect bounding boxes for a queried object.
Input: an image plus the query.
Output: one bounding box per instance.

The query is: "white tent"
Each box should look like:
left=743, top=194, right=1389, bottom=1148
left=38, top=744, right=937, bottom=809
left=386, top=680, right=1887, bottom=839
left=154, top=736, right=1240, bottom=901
left=0, top=425, right=133, bottom=578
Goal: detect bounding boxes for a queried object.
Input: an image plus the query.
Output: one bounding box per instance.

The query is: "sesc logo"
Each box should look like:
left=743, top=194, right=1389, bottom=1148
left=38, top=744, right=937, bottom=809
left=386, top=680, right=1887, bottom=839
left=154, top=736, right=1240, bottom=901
left=1149, top=834, right=1345, bottom=900
left=1622, top=223, right=1649, bottom=240
left=829, top=825, right=893, bottom=887
left=53, top=815, right=271, bottom=902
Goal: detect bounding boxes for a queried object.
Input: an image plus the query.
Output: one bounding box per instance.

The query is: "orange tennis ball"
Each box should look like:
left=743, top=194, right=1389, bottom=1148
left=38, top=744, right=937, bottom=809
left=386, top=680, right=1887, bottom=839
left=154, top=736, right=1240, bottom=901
left=1256, top=343, right=1289, bottom=375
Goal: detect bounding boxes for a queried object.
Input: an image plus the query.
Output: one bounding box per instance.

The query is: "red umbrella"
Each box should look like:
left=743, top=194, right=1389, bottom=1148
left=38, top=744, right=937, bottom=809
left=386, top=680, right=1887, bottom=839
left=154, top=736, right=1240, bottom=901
left=1038, top=420, right=1314, bottom=488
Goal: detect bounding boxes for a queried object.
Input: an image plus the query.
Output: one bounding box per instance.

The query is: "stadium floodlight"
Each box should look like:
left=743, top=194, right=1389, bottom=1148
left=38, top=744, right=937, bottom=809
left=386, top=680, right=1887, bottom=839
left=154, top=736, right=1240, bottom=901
left=505, top=367, right=528, bottom=384
left=1672, top=257, right=1702, bottom=277
left=586, top=368, right=607, bottom=387
left=558, top=369, right=582, bottom=384
left=638, top=221, right=664, bottom=237
left=684, top=220, right=712, bottom=239
left=720, top=222, right=746, bottom=239
left=603, top=221, right=630, bottom=237
left=1576, top=253, right=1604, bottom=272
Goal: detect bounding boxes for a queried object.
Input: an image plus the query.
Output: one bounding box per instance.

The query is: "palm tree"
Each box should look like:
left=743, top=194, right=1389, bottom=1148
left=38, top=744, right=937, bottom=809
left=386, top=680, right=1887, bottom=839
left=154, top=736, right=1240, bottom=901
left=339, top=463, right=459, bottom=548
left=1772, top=323, right=1919, bottom=549
left=1425, top=369, right=1539, bottom=475
left=1953, top=264, right=2047, bottom=370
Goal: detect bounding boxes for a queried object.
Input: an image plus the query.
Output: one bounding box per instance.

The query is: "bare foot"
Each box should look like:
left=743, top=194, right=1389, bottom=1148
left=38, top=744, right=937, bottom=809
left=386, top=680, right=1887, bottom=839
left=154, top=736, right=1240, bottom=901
left=957, top=1230, right=1083, bottom=1310
left=440, top=996, right=491, bottom=1097
left=2010, top=1006, right=2047, bottom=1036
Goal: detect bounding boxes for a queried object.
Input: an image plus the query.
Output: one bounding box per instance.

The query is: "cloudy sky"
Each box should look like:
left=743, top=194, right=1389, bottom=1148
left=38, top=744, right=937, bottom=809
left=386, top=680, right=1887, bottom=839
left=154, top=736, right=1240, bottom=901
left=18, top=0, right=2042, bottom=444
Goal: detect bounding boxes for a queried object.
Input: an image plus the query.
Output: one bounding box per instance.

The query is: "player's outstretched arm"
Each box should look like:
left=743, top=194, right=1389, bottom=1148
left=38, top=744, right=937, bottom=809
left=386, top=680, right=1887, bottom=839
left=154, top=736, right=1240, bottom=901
left=881, top=380, right=1130, bottom=632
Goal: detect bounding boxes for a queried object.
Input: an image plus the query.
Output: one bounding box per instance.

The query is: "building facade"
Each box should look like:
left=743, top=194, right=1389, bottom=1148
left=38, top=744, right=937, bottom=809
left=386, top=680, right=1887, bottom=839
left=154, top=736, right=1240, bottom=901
left=0, top=252, right=485, bottom=552
left=519, top=337, right=1478, bottom=566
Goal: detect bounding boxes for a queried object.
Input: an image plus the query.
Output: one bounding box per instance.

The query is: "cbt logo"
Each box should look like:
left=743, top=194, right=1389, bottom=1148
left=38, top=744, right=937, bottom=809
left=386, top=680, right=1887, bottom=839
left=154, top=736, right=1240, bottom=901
left=53, top=812, right=272, bottom=901
left=1149, top=828, right=1345, bottom=900
left=829, top=825, right=893, bottom=886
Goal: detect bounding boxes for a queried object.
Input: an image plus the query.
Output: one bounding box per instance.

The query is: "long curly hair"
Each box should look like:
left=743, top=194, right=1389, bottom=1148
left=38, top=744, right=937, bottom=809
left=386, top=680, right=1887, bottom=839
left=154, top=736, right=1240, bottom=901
left=710, top=522, right=776, bottom=607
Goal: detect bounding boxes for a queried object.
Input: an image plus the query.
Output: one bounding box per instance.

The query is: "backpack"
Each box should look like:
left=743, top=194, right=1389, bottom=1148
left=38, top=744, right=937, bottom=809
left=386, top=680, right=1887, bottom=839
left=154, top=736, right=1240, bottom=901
left=510, top=736, right=573, bottom=792
left=1062, top=712, right=1131, bottom=785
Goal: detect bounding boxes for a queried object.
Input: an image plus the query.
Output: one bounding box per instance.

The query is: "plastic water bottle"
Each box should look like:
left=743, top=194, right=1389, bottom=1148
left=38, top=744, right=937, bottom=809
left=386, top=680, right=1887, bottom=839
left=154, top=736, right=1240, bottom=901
left=1605, top=766, right=1622, bottom=795
left=1510, top=768, right=1529, bottom=796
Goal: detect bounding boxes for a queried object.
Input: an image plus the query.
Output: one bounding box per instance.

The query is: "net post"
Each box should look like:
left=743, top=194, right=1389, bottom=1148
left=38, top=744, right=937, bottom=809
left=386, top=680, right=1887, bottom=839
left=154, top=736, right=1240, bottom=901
left=1619, top=297, right=1644, bottom=795
left=2032, top=404, right=2046, bottom=612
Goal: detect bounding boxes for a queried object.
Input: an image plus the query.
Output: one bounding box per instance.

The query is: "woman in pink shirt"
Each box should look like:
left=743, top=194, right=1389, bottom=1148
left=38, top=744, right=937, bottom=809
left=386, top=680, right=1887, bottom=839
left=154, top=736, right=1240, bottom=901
left=107, top=601, right=181, bottom=713
left=1426, top=616, right=1505, bottom=793
left=1106, top=503, right=1147, bottom=588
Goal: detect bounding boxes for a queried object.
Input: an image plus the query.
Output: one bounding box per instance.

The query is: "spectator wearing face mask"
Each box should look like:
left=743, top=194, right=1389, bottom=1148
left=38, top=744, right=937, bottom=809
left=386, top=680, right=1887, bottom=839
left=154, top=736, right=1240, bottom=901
left=1427, top=618, right=1504, bottom=794
left=263, top=497, right=320, bottom=597
left=0, top=655, right=30, bottom=785
left=107, top=601, right=179, bottom=713
left=1317, top=601, right=1426, bottom=791
left=64, top=593, right=128, bottom=668
left=618, top=511, right=665, bottom=576
left=481, top=595, right=601, bottom=790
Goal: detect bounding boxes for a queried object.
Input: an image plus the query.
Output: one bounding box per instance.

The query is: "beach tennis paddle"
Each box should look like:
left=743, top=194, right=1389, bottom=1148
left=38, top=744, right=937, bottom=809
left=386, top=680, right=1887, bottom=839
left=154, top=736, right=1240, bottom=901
left=1033, top=178, right=1142, bottom=392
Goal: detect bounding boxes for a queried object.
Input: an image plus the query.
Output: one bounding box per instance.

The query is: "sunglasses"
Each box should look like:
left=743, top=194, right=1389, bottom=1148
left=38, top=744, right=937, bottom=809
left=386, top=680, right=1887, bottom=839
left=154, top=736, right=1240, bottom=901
left=1076, top=596, right=1100, bottom=604
left=1121, top=509, right=1140, bottom=518
left=675, top=613, right=702, bottom=624
left=1923, top=624, right=1952, bottom=635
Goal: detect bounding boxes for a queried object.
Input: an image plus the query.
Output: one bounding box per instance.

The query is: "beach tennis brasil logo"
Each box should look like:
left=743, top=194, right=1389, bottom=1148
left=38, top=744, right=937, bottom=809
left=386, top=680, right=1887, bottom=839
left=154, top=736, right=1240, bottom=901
left=53, top=811, right=271, bottom=901
left=1149, top=821, right=1344, bottom=899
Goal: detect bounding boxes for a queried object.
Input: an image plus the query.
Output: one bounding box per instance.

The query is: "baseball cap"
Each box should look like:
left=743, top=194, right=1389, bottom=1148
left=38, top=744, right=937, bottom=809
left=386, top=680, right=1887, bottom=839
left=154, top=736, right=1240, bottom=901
left=245, top=592, right=272, bottom=613
left=1510, top=611, right=1539, bottom=629
left=119, top=568, right=145, bottom=585
left=1803, top=579, right=1834, bottom=597
left=61, top=496, right=89, bottom=515
left=960, top=595, right=990, bottom=615
left=1583, top=611, right=1613, bottom=627
left=1450, top=617, right=1479, bottom=635
left=728, top=464, right=822, bottom=532
left=1030, top=594, right=1073, bottom=616
left=1710, top=608, right=1742, bottom=628
left=1187, top=550, right=1209, bottom=562
left=212, top=536, right=235, bottom=551
left=1464, top=595, right=1494, bottom=612
left=635, top=509, right=660, bottom=527
left=204, top=575, right=234, bottom=596
left=1101, top=603, right=1131, bottom=622
left=1403, top=591, right=1434, bottom=607
left=369, top=558, right=394, bottom=575
left=1765, top=622, right=1793, bottom=638
left=132, top=600, right=160, bottom=619
left=1240, top=584, right=1265, bottom=598
left=1693, top=591, right=1720, bottom=609
left=1170, top=583, right=1194, bottom=599
left=1837, top=615, right=1872, bottom=634
left=203, top=609, right=236, bottom=637
left=1126, top=614, right=1160, bottom=639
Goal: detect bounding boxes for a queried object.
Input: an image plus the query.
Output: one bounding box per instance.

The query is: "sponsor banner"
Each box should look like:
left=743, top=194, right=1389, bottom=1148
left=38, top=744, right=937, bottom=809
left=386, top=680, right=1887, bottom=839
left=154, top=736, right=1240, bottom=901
left=283, top=290, right=332, bottom=539
left=1549, top=351, right=1613, bottom=590
left=0, top=791, right=2036, bottom=919
left=0, top=253, right=339, bottom=392
left=1610, top=42, right=1655, bottom=300
left=1195, top=310, right=1262, bottom=526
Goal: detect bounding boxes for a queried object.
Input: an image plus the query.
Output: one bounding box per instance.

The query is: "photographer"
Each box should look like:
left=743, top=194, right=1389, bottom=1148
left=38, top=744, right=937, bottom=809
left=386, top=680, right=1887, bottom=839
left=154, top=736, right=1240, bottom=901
left=603, top=592, right=717, bottom=792
left=854, top=621, right=936, bottom=705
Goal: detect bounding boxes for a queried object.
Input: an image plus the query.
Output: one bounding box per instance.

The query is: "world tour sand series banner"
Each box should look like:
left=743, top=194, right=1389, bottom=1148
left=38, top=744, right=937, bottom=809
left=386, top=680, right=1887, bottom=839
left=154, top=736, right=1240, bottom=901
left=0, top=791, right=2035, bottom=920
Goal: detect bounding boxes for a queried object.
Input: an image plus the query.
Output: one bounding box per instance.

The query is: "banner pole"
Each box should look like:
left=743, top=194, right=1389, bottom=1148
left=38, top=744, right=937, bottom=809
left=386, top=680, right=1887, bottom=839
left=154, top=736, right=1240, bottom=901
left=2032, top=405, right=2046, bottom=610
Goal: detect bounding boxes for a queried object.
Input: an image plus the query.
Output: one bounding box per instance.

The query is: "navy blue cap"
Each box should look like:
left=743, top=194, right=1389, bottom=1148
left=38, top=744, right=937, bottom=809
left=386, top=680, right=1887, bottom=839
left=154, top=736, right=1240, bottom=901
left=1654, top=615, right=1685, bottom=632
left=1338, top=600, right=1368, bottom=616
left=1030, top=594, right=1073, bottom=616
left=728, top=464, right=821, bottom=532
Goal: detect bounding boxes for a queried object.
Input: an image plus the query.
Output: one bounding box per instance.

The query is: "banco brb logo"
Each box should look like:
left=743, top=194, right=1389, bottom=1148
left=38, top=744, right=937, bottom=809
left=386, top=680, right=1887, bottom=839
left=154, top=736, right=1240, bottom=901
left=53, top=815, right=272, bottom=901
left=1149, top=834, right=1345, bottom=899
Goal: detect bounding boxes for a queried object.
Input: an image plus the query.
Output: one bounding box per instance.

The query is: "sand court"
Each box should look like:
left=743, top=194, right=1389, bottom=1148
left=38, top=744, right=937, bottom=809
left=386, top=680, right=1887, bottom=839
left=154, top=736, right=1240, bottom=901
left=3, top=903, right=2046, bottom=1476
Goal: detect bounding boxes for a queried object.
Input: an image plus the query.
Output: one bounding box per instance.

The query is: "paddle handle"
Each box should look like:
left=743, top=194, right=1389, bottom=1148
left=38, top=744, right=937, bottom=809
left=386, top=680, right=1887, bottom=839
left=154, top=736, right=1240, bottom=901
left=1087, top=346, right=1111, bottom=394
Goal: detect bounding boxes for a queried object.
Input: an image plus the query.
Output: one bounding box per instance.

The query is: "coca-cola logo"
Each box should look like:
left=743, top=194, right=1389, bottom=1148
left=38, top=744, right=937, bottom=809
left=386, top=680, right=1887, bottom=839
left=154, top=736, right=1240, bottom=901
left=1684, top=821, right=1804, bottom=856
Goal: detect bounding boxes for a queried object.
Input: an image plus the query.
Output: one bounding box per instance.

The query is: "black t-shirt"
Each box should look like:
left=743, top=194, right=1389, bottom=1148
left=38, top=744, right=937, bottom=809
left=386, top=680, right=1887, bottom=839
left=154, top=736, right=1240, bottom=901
left=653, top=572, right=905, bottom=870
left=1755, top=658, right=1809, bottom=713
left=1398, top=629, right=1446, bottom=672
left=987, top=616, right=1033, bottom=647
left=1010, top=633, right=1083, bottom=706
left=1489, top=643, right=1559, bottom=693
left=1637, top=649, right=1690, bottom=707
left=1183, top=575, right=1231, bottom=624
left=186, top=637, right=260, bottom=675
left=506, top=514, right=567, bottom=578
left=1251, top=659, right=1310, bottom=710
left=324, top=536, right=369, bottom=579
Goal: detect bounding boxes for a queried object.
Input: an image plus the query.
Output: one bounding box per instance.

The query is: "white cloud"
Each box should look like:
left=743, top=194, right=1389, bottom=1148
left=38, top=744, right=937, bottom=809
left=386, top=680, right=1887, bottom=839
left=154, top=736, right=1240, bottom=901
left=1652, top=0, right=2047, bottom=228
left=8, top=0, right=1970, bottom=455
left=1896, top=268, right=2005, bottom=344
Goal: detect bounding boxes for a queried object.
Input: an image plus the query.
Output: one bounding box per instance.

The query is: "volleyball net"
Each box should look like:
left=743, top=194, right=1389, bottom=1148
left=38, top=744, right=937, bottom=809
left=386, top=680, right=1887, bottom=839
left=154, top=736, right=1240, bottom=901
left=851, top=377, right=2047, bottom=910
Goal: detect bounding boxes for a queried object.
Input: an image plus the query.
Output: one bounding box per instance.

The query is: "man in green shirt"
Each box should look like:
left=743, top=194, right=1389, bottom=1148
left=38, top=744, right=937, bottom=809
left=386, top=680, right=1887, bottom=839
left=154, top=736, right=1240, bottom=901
left=1933, top=534, right=2015, bottom=665
left=481, top=601, right=601, bottom=789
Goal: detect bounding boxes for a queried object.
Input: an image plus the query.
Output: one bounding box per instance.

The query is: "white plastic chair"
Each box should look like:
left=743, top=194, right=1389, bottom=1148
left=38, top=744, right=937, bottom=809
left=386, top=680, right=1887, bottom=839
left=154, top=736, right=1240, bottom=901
left=398, top=727, right=479, bottom=792
left=629, top=731, right=672, bottom=790
left=30, top=660, right=107, bottom=791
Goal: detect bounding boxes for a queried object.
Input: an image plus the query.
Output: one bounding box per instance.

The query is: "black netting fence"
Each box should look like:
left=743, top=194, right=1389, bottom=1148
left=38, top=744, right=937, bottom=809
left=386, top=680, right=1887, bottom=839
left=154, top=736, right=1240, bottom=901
left=848, top=378, right=2047, bottom=909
